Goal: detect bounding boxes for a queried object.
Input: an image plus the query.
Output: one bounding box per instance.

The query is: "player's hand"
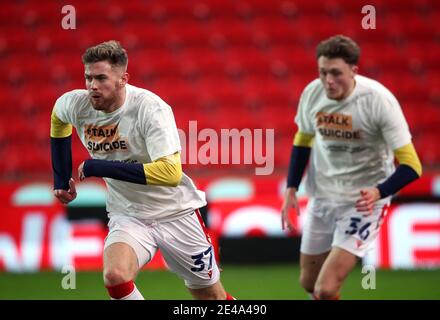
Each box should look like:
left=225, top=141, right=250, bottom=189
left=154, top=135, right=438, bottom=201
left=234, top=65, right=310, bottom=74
left=281, top=187, right=300, bottom=231
left=78, top=161, right=85, bottom=181
left=355, top=188, right=381, bottom=214
left=53, top=178, right=77, bottom=204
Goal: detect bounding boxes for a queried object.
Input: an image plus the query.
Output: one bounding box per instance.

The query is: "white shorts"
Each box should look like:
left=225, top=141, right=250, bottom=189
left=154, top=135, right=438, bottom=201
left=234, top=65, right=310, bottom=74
left=300, top=198, right=390, bottom=258
left=104, top=210, right=220, bottom=289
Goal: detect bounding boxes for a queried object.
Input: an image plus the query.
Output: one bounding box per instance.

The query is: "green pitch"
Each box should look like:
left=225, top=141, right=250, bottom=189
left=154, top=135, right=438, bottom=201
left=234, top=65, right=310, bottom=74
left=1, top=264, right=439, bottom=300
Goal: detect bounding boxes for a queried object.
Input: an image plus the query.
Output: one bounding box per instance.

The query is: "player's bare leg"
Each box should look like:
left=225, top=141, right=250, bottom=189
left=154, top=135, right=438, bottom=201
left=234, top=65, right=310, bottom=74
left=103, top=242, right=143, bottom=299
left=299, top=251, right=330, bottom=295
left=188, top=281, right=232, bottom=300
left=103, top=242, right=139, bottom=285
left=313, top=247, right=358, bottom=300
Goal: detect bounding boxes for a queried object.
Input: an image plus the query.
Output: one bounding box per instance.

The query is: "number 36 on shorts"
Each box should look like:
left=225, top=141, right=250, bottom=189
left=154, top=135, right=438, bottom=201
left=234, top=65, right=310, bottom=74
left=345, top=217, right=371, bottom=241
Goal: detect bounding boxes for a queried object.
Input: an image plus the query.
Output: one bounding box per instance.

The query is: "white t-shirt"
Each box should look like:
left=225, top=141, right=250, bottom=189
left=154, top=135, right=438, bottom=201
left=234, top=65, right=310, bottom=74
left=295, top=75, right=412, bottom=202
left=53, top=84, right=206, bottom=221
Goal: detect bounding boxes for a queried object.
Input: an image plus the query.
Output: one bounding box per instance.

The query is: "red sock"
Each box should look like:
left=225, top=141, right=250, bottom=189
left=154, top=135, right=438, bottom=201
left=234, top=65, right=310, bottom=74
left=106, top=280, right=135, bottom=299
left=226, top=292, right=236, bottom=300
left=313, top=293, right=340, bottom=300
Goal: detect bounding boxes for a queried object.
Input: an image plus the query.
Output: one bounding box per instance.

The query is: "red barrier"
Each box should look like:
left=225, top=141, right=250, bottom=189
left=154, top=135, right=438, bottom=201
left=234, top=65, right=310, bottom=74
left=1, top=178, right=439, bottom=271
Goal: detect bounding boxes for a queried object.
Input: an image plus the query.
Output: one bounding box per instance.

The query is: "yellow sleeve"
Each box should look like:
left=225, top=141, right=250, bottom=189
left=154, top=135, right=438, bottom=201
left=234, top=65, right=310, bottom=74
left=143, top=152, right=183, bottom=187
left=50, top=108, right=72, bottom=138
left=293, top=131, right=315, bottom=147
left=394, top=143, right=422, bottom=177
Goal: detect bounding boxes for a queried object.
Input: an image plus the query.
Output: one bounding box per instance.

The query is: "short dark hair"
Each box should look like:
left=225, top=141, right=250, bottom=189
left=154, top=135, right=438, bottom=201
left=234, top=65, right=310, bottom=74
left=316, top=35, right=360, bottom=65
left=82, top=40, right=128, bottom=69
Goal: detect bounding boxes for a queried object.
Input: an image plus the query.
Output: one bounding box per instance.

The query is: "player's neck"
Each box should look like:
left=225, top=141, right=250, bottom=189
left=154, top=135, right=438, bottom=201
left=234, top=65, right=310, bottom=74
left=340, top=79, right=356, bottom=101
left=104, top=87, right=127, bottom=113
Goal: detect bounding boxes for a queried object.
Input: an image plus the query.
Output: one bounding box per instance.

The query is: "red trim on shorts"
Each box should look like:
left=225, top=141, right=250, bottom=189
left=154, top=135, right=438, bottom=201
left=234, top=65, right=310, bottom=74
left=106, top=280, right=135, bottom=299
left=195, top=209, right=212, bottom=244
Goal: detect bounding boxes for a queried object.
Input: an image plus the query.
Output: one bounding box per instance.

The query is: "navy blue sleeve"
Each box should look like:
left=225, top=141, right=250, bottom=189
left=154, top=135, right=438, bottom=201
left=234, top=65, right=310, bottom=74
left=83, top=159, right=146, bottom=185
left=377, top=164, right=419, bottom=198
left=51, top=136, right=72, bottom=190
left=286, top=146, right=311, bottom=189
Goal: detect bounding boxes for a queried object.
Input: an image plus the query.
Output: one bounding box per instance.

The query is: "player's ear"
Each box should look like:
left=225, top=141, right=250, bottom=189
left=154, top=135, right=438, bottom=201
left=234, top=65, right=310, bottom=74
left=120, top=72, right=129, bottom=87
left=351, top=65, right=359, bottom=76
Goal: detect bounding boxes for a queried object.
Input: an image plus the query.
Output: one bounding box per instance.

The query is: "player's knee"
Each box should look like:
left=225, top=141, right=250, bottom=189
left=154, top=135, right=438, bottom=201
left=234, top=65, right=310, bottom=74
left=189, top=283, right=226, bottom=300
left=313, top=284, right=339, bottom=300
left=198, top=291, right=226, bottom=300
left=103, top=267, right=132, bottom=286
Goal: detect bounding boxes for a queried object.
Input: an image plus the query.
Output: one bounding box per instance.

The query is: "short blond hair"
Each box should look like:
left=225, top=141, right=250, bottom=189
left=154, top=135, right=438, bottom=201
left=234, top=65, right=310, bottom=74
left=82, top=40, right=128, bottom=69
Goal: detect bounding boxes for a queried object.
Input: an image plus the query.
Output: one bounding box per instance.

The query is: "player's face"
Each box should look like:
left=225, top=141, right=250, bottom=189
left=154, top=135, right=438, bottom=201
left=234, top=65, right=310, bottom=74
left=84, top=61, right=128, bottom=112
left=318, top=57, right=358, bottom=101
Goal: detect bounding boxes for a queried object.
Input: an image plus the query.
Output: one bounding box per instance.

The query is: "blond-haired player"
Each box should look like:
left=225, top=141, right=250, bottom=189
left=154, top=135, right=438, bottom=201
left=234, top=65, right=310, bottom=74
left=50, top=41, right=234, bottom=300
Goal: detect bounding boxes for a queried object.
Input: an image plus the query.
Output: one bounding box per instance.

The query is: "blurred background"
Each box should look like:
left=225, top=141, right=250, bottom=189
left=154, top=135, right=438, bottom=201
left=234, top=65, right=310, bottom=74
left=0, top=0, right=439, bottom=299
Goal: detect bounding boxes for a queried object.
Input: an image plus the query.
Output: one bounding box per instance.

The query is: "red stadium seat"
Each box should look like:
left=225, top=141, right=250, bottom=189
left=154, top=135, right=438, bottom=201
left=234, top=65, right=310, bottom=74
left=224, top=47, right=271, bottom=75
left=268, top=45, right=316, bottom=76
left=207, top=18, right=253, bottom=47
left=163, top=19, right=209, bottom=47
left=178, top=47, right=224, bottom=76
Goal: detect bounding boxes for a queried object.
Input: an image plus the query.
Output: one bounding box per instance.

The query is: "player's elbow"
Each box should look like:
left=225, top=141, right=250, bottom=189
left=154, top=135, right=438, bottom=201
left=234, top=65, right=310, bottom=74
left=144, top=154, right=183, bottom=187
left=411, top=158, right=422, bottom=178
left=417, top=164, right=422, bottom=178
left=164, top=155, right=183, bottom=187
left=167, top=166, right=182, bottom=187
left=394, top=143, right=422, bottom=178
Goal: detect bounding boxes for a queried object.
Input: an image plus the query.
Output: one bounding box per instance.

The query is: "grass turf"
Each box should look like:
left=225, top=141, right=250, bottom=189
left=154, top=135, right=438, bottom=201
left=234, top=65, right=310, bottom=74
left=1, top=264, right=439, bottom=300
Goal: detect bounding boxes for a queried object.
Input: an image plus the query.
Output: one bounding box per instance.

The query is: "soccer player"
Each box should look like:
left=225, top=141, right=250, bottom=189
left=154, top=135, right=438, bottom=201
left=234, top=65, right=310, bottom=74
left=50, top=40, right=234, bottom=300
left=281, top=35, right=422, bottom=300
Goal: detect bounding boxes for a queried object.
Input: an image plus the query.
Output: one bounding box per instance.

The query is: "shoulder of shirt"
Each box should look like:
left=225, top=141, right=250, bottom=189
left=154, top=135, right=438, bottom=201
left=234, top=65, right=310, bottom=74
left=354, top=75, right=399, bottom=105
left=126, top=84, right=172, bottom=113
left=56, top=89, right=90, bottom=108
left=301, top=78, right=324, bottom=98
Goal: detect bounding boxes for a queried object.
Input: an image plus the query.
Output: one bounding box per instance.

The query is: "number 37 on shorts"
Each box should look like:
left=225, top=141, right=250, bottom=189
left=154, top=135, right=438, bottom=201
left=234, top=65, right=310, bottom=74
left=191, top=246, right=213, bottom=272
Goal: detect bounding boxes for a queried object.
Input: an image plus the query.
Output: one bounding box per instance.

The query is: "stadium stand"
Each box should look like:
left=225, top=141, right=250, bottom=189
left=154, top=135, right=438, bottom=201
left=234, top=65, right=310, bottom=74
left=0, top=0, right=439, bottom=180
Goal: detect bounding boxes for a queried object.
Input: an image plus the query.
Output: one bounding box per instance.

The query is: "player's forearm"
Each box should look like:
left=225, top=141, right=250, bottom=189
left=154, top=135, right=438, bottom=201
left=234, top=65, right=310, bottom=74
left=287, top=131, right=314, bottom=189
left=83, top=160, right=146, bottom=184
left=287, top=145, right=312, bottom=190
left=287, top=146, right=311, bottom=189
left=50, top=109, right=74, bottom=190
left=376, top=164, right=420, bottom=198
left=83, top=154, right=182, bottom=187
left=51, top=136, right=73, bottom=190
left=377, top=143, right=423, bottom=198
